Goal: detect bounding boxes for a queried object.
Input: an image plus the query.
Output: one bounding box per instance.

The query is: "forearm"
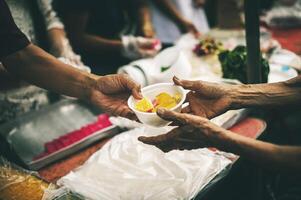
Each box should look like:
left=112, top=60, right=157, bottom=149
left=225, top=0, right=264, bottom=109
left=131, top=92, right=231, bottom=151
left=73, top=34, right=122, bottom=55
left=138, top=2, right=153, bottom=29
left=152, top=0, right=186, bottom=24
left=213, top=130, right=301, bottom=172
left=47, top=28, right=66, bottom=56
left=62, top=12, right=122, bottom=55
left=230, top=75, right=301, bottom=108
left=2, top=44, right=97, bottom=100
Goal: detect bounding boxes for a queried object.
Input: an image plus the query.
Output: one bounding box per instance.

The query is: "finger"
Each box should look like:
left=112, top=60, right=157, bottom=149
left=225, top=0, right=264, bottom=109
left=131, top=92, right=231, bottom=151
left=138, top=127, right=181, bottom=145
left=181, top=106, right=191, bottom=113
left=157, top=108, right=210, bottom=128
left=121, top=75, right=143, bottom=99
left=173, top=76, right=202, bottom=91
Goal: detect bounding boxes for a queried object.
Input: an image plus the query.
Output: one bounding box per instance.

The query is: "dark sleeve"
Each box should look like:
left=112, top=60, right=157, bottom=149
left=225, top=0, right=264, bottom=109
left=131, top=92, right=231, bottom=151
left=0, top=0, right=30, bottom=60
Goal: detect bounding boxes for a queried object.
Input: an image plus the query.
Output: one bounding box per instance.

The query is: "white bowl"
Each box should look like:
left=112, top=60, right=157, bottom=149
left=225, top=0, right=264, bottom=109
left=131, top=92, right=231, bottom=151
left=128, top=83, right=186, bottom=127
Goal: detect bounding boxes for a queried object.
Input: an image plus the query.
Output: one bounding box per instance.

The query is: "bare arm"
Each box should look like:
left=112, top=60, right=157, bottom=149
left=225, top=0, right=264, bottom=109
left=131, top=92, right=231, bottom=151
left=231, top=76, right=301, bottom=108
left=172, top=76, right=301, bottom=119
left=152, top=0, right=185, bottom=25
left=136, top=0, right=156, bottom=38
left=216, top=128, right=301, bottom=172
left=63, top=11, right=122, bottom=55
left=139, top=109, right=301, bottom=173
left=2, top=44, right=142, bottom=118
left=2, top=44, right=95, bottom=99
left=151, top=0, right=199, bottom=35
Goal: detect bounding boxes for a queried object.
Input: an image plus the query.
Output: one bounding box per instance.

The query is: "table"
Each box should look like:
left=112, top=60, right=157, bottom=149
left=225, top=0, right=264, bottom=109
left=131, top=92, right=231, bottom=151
left=39, top=117, right=267, bottom=186
left=271, top=27, right=301, bottom=56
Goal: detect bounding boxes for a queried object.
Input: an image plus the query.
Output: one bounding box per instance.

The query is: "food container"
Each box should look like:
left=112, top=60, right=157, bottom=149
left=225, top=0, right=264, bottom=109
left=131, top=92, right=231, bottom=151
left=149, top=47, right=192, bottom=83
left=128, top=83, right=186, bottom=127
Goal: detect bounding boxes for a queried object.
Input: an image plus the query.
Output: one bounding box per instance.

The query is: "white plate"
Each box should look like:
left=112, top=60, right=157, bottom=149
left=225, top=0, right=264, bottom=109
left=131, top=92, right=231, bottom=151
left=268, top=63, right=298, bottom=83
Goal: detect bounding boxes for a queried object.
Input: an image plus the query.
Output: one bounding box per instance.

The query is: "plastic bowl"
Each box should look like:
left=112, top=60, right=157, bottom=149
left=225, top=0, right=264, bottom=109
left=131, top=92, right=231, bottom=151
left=128, top=83, right=186, bottom=127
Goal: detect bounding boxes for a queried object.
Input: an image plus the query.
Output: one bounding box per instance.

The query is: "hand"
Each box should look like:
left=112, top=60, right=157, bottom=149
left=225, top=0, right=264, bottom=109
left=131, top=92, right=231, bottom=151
left=121, top=35, right=161, bottom=60
left=138, top=108, right=228, bottom=152
left=173, top=77, right=234, bottom=119
left=89, top=74, right=142, bottom=120
left=178, top=20, right=200, bottom=38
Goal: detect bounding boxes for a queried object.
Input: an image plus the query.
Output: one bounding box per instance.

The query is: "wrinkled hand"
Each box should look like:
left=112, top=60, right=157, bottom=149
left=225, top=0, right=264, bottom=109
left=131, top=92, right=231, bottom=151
left=90, top=74, right=142, bottom=120
left=174, top=77, right=234, bottom=119
left=179, top=20, right=200, bottom=38
left=138, top=108, right=227, bottom=152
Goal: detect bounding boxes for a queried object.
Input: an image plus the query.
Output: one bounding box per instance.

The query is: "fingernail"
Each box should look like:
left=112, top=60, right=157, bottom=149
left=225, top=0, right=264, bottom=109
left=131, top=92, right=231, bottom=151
left=173, top=76, right=181, bottom=83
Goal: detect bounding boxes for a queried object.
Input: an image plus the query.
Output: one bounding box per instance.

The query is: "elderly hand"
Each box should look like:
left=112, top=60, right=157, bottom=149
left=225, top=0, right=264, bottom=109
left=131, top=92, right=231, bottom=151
left=173, top=77, right=235, bottom=119
left=138, top=108, right=228, bottom=152
left=90, top=74, right=142, bottom=120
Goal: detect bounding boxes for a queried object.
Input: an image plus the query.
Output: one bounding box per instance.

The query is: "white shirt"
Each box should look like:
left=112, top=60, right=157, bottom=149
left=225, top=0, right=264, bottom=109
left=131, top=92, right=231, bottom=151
left=150, top=0, right=209, bottom=44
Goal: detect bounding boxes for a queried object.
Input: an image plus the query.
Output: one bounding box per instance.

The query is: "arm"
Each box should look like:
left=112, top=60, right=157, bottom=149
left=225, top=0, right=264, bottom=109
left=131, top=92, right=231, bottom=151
left=2, top=44, right=142, bottom=118
left=231, top=76, right=301, bottom=108
left=2, top=44, right=93, bottom=99
left=151, top=0, right=199, bottom=36
left=216, top=129, right=301, bottom=172
left=62, top=11, right=123, bottom=55
left=136, top=0, right=156, bottom=38
left=37, top=0, right=84, bottom=66
left=172, top=75, right=301, bottom=118
left=139, top=109, right=301, bottom=173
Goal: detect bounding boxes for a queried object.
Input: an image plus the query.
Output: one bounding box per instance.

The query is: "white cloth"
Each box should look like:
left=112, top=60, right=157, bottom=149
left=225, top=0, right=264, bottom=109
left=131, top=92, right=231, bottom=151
left=57, top=127, right=231, bottom=200
left=37, top=0, right=64, bottom=30
left=150, top=0, right=209, bottom=44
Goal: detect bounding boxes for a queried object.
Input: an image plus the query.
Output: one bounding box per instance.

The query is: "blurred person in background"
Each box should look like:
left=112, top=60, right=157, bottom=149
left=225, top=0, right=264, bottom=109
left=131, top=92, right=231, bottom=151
left=53, top=0, right=161, bottom=75
left=0, top=0, right=90, bottom=124
left=37, top=0, right=90, bottom=72
left=0, top=0, right=88, bottom=125
left=146, top=0, right=209, bottom=46
left=0, top=0, right=142, bottom=163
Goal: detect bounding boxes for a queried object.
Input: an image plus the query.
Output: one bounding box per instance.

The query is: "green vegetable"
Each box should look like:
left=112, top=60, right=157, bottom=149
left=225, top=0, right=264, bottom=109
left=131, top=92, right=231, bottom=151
left=161, top=66, right=171, bottom=72
left=218, top=45, right=270, bottom=83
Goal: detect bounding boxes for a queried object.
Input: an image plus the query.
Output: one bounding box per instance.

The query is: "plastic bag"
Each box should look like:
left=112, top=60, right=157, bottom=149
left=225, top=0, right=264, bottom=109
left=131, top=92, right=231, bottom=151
left=56, top=126, right=232, bottom=200
left=0, top=157, right=49, bottom=200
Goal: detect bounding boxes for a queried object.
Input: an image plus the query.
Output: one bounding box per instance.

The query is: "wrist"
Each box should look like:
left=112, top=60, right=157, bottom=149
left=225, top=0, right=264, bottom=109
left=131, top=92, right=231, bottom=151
left=84, top=73, right=100, bottom=102
left=228, top=84, right=253, bottom=109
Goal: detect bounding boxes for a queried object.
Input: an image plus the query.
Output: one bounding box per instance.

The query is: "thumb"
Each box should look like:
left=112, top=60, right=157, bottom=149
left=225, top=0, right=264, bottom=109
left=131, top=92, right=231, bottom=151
left=173, top=76, right=201, bottom=91
left=120, top=75, right=143, bottom=99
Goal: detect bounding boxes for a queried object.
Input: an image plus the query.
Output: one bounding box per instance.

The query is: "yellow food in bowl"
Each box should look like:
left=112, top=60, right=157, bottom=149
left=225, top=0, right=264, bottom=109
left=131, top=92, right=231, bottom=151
left=135, top=92, right=181, bottom=113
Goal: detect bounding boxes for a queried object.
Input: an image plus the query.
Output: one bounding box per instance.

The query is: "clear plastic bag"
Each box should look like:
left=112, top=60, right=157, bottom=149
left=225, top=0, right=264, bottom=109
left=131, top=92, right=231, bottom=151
left=56, top=126, right=232, bottom=200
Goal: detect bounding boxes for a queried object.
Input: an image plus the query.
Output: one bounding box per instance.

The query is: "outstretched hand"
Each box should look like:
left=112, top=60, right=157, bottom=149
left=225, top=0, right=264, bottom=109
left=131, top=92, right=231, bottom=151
left=90, top=74, right=142, bottom=120
left=174, top=77, right=234, bottom=119
left=138, top=108, right=228, bottom=152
